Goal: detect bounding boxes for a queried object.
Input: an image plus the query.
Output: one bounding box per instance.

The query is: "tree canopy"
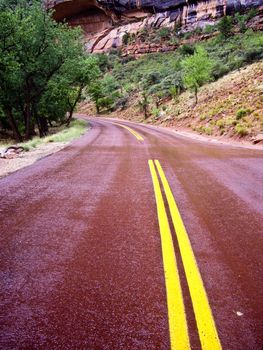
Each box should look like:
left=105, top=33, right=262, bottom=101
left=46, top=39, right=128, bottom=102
left=182, top=47, right=214, bottom=104
left=0, top=0, right=101, bottom=141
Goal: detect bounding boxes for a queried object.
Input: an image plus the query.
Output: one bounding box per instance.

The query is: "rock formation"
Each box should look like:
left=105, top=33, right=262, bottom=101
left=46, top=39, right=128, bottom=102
left=44, top=0, right=263, bottom=52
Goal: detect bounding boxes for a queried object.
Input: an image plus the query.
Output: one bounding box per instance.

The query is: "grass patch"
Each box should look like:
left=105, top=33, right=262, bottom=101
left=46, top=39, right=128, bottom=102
left=20, top=119, right=87, bottom=151
left=235, top=124, right=248, bottom=136
left=216, top=119, right=225, bottom=129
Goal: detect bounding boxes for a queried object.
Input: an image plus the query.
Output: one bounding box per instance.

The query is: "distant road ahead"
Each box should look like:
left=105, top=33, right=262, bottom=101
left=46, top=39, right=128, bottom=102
left=1, top=118, right=262, bottom=349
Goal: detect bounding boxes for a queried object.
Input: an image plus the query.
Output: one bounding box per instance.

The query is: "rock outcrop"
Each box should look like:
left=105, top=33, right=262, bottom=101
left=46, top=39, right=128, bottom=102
left=44, top=0, right=263, bottom=52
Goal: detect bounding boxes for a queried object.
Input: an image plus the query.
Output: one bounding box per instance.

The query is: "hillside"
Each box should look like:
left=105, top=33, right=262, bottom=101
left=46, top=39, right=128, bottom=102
left=102, top=60, right=263, bottom=142
left=78, top=28, right=263, bottom=143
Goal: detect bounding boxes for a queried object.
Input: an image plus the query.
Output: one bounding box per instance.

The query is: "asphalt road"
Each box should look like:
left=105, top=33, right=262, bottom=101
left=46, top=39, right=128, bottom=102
left=1, top=118, right=263, bottom=350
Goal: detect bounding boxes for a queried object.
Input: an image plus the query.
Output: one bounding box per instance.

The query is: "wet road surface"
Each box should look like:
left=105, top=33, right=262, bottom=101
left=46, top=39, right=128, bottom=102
left=1, top=118, right=263, bottom=350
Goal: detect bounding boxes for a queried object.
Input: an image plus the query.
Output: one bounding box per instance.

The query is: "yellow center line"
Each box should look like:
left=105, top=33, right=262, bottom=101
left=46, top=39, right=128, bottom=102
left=154, top=160, right=222, bottom=350
left=111, top=122, right=144, bottom=141
left=148, top=160, right=190, bottom=350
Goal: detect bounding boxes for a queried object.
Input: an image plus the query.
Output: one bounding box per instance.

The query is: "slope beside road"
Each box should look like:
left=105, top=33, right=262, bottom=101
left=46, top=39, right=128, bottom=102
left=1, top=117, right=262, bottom=350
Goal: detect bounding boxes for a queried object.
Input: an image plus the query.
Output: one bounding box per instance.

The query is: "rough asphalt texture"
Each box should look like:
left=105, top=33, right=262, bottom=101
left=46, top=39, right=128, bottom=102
left=1, top=118, right=263, bottom=349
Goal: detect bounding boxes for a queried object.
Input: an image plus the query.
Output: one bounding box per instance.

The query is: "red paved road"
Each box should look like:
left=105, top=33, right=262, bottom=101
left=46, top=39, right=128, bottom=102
left=1, top=118, right=263, bottom=349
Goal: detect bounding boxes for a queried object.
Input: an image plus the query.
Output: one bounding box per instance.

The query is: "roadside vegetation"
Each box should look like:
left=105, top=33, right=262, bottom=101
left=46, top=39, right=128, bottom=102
left=0, top=0, right=101, bottom=144
left=19, top=119, right=87, bottom=151
left=80, top=11, right=263, bottom=140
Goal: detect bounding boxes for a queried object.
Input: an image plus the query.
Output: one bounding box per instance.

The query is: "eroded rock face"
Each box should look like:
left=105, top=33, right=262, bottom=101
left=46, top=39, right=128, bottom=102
left=44, top=0, right=114, bottom=34
left=44, top=0, right=263, bottom=52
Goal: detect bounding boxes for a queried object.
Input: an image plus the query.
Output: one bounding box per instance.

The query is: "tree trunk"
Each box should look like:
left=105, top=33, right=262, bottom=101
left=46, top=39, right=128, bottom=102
left=66, top=87, right=83, bottom=127
left=144, top=105, right=148, bottom=119
left=36, top=116, right=47, bottom=138
left=94, top=98, right=100, bottom=114
left=195, top=86, right=198, bottom=105
left=6, top=108, right=22, bottom=142
left=25, top=104, right=36, bottom=140
left=66, top=108, right=74, bottom=127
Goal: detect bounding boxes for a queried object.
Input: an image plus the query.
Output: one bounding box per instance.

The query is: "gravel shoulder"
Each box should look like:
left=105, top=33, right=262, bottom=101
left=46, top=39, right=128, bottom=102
left=0, top=119, right=88, bottom=178
left=0, top=142, right=67, bottom=179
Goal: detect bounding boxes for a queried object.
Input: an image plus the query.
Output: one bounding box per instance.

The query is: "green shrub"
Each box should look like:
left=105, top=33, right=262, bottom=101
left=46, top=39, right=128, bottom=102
left=216, top=119, right=225, bottom=129
left=235, top=124, right=248, bottom=136
left=182, top=32, right=193, bottom=40
left=235, top=13, right=247, bottom=33
left=122, top=32, right=130, bottom=45
left=179, top=44, right=195, bottom=55
left=169, top=86, right=179, bottom=101
left=168, top=37, right=179, bottom=46
left=199, top=126, right=212, bottom=135
left=218, top=16, right=233, bottom=38
left=203, top=25, right=215, bottom=34
left=97, top=96, right=115, bottom=111
left=212, top=62, right=230, bottom=79
left=194, top=27, right=203, bottom=35
left=236, top=108, right=251, bottom=120
left=247, top=8, right=258, bottom=20
left=151, top=107, right=160, bottom=118
left=157, top=27, right=171, bottom=40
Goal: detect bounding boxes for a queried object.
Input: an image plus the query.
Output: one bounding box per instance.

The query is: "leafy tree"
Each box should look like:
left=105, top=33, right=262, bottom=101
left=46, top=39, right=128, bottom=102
left=235, top=13, right=247, bottom=33
left=0, top=1, right=100, bottom=140
left=88, top=82, right=104, bottom=113
left=88, top=74, right=120, bottom=113
left=61, top=56, right=100, bottom=126
left=138, top=92, right=150, bottom=119
left=218, top=16, right=233, bottom=38
left=182, top=47, right=214, bottom=104
left=169, top=86, right=180, bottom=102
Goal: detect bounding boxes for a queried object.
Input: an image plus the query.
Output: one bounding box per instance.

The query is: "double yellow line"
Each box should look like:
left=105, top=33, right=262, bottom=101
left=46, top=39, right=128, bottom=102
left=111, top=122, right=144, bottom=141
left=149, top=160, right=222, bottom=350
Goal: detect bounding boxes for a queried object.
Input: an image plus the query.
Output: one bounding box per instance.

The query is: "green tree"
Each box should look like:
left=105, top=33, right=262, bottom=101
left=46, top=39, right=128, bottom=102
left=182, top=47, right=213, bottom=104
left=0, top=1, right=99, bottom=140
left=138, top=92, right=150, bottom=119
left=61, top=56, right=100, bottom=126
left=88, top=82, right=104, bottom=113
left=88, top=74, right=120, bottom=113
left=217, top=16, right=233, bottom=38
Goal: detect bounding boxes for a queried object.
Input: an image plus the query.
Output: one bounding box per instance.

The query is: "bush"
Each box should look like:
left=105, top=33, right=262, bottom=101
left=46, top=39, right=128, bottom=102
left=235, top=124, right=248, bottom=136
left=212, top=62, right=230, bottom=79
left=235, top=13, right=247, bottom=33
left=151, top=107, right=160, bottom=118
left=247, top=8, right=258, bottom=20
left=203, top=25, right=215, bottom=34
left=142, top=71, right=162, bottom=89
left=122, top=32, right=130, bottom=45
left=114, top=96, right=129, bottom=110
left=179, top=44, right=195, bottom=56
left=182, top=32, right=193, bottom=40
left=236, top=108, right=250, bottom=120
left=157, top=27, right=171, bottom=40
left=194, top=27, right=203, bottom=35
left=97, top=96, right=115, bottom=111
left=168, top=37, right=179, bottom=46
left=216, top=119, right=225, bottom=129
left=218, top=16, right=233, bottom=38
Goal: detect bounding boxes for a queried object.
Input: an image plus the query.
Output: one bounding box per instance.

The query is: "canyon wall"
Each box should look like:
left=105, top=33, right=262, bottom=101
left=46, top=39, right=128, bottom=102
left=44, top=0, right=263, bottom=52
